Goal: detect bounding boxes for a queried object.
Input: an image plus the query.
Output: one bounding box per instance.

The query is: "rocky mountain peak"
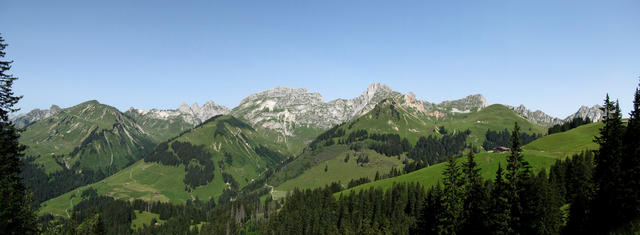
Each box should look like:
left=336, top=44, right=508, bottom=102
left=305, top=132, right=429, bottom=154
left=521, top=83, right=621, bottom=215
left=365, top=83, right=392, bottom=101
left=508, top=104, right=563, bottom=126
left=178, top=102, right=191, bottom=113
left=437, top=94, right=488, bottom=113
left=50, top=105, right=62, bottom=113
left=509, top=104, right=604, bottom=127
left=230, top=83, right=492, bottom=137
left=566, top=105, right=603, bottom=122
left=405, top=92, right=418, bottom=104
left=10, top=104, right=63, bottom=129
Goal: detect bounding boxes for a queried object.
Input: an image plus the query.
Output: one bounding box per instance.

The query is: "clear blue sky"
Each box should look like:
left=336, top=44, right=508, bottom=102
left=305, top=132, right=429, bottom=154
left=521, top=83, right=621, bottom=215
left=2, top=0, right=639, bottom=118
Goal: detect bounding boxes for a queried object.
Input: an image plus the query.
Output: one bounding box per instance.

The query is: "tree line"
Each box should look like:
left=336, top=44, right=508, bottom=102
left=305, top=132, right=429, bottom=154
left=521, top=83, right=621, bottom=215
left=482, top=128, right=541, bottom=151
left=548, top=117, right=592, bottom=135
left=407, top=129, right=470, bottom=165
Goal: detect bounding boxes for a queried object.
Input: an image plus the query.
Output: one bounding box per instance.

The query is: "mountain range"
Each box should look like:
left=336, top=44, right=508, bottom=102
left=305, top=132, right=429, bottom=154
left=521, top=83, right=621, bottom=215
left=13, top=83, right=606, bottom=218
left=12, top=83, right=601, bottom=133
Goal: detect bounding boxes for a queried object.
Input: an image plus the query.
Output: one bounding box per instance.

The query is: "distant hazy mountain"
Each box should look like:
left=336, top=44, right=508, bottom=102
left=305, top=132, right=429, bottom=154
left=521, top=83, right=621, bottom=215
left=9, top=104, right=62, bottom=129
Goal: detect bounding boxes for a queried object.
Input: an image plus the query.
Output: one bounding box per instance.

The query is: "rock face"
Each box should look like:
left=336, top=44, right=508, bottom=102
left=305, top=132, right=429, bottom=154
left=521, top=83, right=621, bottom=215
left=438, top=94, right=488, bottom=113
left=509, top=104, right=604, bottom=127
left=230, top=83, right=489, bottom=137
left=565, top=105, right=604, bottom=122
left=129, top=100, right=230, bottom=125
left=508, top=105, right=564, bottom=127
left=10, top=105, right=62, bottom=129
left=229, top=84, right=401, bottom=135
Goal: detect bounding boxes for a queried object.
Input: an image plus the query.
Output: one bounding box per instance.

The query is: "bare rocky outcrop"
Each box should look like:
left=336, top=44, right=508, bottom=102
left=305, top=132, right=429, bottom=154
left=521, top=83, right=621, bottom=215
left=508, top=105, right=564, bottom=127
left=129, top=100, right=230, bottom=125
left=565, top=105, right=603, bottom=122
left=509, top=104, right=604, bottom=127
left=9, top=104, right=62, bottom=129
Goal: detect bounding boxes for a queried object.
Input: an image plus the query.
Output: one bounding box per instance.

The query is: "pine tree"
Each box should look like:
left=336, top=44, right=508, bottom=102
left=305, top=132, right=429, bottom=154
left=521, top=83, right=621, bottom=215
left=440, top=156, right=463, bottom=234
left=565, top=152, right=595, bottom=234
left=525, top=169, right=563, bottom=235
left=0, top=34, right=37, bottom=234
left=621, top=81, right=640, bottom=222
left=591, top=94, right=625, bottom=232
left=504, top=122, right=531, bottom=232
left=487, top=164, right=511, bottom=234
left=460, top=151, right=488, bottom=234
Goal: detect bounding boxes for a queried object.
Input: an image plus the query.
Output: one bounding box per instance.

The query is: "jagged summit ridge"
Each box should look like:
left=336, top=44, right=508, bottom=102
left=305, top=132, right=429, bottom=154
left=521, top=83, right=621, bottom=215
left=9, top=104, right=62, bottom=129
left=229, top=83, right=401, bottom=134
left=509, top=104, right=604, bottom=127
left=130, top=100, right=230, bottom=125
left=566, top=105, right=603, bottom=122
left=230, top=83, right=489, bottom=137
left=508, top=105, right=564, bottom=126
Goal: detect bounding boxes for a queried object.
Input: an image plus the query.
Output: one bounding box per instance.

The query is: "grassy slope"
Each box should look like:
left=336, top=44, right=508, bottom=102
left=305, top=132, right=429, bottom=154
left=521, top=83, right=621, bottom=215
left=21, top=100, right=156, bottom=173
left=524, top=122, right=602, bottom=157
left=131, top=211, right=164, bottom=230
left=275, top=148, right=404, bottom=192
left=440, top=104, right=547, bottom=147
left=22, top=100, right=116, bottom=157
left=261, top=125, right=325, bottom=156
left=340, top=122, right=601, bottom=195
left=40, top=115, right=288, bottom=216
left=345, top=101, right=435, bottom=144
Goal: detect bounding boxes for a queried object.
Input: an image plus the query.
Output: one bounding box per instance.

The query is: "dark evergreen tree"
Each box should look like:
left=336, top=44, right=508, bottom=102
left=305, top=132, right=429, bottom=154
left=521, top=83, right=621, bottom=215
left=504, top=122, right=531, bottom=233
left=591, top=95, right=625, bottom=232
left=487, top=164, right=511, bottom=234
left=523, top=169, right=562, bottom=235
left=621, top=81, right=640, bottom=222
left=564, top=152, right=595, bottom=234
left=0, top=34, right=37, bottom=234
left=460, top=151, right=488, bottom=234
left=440, top=156, right=463, bottom=234
left=483, top=128, right=542, bottom=151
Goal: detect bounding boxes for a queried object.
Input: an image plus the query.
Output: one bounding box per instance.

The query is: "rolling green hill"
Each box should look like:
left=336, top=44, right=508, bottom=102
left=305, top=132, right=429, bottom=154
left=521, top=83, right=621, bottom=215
left=21, top=100, right=156, bottom=174
left=39, top=115, right=290, bottom=216
left=339, top=122, right=601, bottom=196
left=439, top=104, right=547, bottom=147
left=523, top=122, right=602, bottom=157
